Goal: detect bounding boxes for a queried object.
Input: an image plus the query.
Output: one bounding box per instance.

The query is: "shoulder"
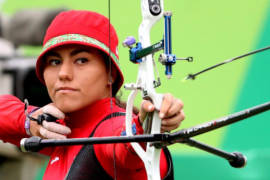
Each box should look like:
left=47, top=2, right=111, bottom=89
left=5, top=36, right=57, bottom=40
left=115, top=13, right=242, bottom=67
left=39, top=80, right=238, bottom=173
left=94, top=111, right=126, bottom=137
left=0, top=94, right=21, bottom=102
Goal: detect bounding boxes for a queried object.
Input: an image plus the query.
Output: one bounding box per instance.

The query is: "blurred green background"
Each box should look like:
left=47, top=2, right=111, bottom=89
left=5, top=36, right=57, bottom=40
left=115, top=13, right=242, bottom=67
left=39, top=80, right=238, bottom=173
left=2, top=0, right=270, bottom=179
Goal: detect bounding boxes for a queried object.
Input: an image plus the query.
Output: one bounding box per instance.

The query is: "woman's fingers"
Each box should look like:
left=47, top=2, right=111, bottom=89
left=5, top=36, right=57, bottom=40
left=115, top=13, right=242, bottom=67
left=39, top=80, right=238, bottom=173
left=42, top=121, right=71, bottom=135
left=140, top=94, right=175, bottom=122
left=161, top=110, right=185, bottom=132
left=40, top=126, right=68, bottom=139
left=139, top=100, right=155, bottom=124
left=29, top=103, right=71, bottom=139
left=159, top=93, right=174, bottom=118
left=138, top=93, right=185, bottom=132
left=156, top=93, right=185, bottom=132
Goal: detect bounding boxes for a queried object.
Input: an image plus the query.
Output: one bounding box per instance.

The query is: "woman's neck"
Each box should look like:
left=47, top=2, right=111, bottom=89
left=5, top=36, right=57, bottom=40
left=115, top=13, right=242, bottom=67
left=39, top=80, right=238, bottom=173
left=64, top=97, right=115, bottom=128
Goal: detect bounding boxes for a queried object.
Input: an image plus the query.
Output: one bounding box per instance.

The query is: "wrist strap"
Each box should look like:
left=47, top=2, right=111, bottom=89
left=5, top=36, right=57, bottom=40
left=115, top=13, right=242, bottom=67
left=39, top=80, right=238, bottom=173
left=24, top=99, right=40, bottom=136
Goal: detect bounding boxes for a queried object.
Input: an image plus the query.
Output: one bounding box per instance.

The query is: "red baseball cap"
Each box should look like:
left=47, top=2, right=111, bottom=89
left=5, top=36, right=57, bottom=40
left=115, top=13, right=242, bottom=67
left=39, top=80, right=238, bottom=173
left=36, top=10, right=123, bottom=94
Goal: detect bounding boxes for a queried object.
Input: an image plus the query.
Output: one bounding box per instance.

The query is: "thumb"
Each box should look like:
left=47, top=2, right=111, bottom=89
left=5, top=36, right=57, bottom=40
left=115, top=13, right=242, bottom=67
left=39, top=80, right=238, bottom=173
left=43, top=104, right=65, bottom=119
left=139, top=100, right=155, bottom=124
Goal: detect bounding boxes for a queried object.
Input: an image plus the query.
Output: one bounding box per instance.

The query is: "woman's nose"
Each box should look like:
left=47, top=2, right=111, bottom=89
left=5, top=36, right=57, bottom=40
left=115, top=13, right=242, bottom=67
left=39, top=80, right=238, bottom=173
left=58, top=61, right=73, bottom=81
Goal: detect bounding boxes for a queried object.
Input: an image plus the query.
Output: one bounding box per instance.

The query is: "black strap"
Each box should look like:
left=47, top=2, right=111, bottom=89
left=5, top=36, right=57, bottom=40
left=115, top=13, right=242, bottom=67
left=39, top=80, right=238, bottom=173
left=163, top=147, right=174, bottom=180
left=89, top=112, right=126, bottom=137
left=65, top=112, right=125, bottom=180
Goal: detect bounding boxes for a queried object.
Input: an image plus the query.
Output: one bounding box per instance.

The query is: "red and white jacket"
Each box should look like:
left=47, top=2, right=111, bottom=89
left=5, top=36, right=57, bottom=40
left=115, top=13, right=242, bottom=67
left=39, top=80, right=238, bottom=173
left=0, top=95, right=170, bottom=180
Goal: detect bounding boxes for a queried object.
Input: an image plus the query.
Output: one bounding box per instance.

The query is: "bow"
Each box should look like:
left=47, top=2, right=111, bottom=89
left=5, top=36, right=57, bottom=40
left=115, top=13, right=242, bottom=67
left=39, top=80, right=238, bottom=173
left=123, top=1, right=164, bottom=179
left=123, top=0, right=193, bottom=179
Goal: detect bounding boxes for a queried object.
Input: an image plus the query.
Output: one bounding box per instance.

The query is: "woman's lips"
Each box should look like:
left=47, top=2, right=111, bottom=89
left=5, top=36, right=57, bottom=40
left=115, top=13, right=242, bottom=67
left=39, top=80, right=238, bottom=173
left=56, top=87, right=78, bottom=93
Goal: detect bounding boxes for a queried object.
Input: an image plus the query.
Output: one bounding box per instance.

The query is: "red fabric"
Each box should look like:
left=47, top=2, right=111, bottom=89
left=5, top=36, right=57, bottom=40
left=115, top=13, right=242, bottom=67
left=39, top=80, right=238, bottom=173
left=0, top=95, right=168, bottom=180
left=43, top=10, right=118, bottom=53
left=94, top=116, right=169, bottom=180
left=0, top=95, right=35, bottom=146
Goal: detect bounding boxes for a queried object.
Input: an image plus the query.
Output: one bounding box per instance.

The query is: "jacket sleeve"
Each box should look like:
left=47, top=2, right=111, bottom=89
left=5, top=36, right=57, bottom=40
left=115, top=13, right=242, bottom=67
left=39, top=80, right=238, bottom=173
left=0, top=95, right=35, bottom=146
left=93, top=115, right=168, bottom=179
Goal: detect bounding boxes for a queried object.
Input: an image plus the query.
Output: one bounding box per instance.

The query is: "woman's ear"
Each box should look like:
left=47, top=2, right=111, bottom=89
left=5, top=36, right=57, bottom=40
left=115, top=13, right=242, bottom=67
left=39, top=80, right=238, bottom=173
left=107, top=66, right=117, bottom=85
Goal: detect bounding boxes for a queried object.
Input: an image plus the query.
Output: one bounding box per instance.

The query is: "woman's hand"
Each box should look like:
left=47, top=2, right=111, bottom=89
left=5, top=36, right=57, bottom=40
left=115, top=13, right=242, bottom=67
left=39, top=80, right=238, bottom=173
left=139, top=93, right=185, bottom=133
left=29, top=104, right=71, bottom=139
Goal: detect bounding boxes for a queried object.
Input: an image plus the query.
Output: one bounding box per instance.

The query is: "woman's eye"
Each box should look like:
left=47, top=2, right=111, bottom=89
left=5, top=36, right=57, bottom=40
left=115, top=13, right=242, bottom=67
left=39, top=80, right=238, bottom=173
left=76, top=58, right=88, bottom=64
left=48, top=59, right=61, bottom=66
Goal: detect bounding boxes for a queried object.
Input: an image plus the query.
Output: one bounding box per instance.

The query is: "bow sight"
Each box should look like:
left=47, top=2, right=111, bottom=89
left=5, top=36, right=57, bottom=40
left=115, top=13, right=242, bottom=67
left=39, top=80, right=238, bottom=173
left=123, top=7, right=192, bottom=80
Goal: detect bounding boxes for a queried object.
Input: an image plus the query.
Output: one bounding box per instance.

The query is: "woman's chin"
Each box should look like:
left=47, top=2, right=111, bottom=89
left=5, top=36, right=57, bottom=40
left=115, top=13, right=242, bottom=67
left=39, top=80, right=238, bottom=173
left=55, top=103, right=81, bottom=114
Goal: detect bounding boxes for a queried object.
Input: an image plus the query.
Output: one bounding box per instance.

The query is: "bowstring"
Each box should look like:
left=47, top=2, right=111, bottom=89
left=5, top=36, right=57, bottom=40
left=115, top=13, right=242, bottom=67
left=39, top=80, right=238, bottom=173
left=108, top=0, right=113, bottom=101
left=108, top=0, right=117, bottom=179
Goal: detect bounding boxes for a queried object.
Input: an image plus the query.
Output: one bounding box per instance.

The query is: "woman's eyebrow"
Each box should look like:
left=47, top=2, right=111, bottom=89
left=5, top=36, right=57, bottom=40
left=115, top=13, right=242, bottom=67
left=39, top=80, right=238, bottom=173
left=70, top=48, right=92, bottom=56
left=46, top=51, right=61, bottom=58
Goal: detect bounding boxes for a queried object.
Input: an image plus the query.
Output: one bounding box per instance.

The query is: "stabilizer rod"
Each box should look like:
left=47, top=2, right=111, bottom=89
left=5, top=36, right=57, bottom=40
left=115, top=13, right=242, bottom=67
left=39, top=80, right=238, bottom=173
left=181, top=138, right=247, bottom=168
left=169, top=101, right=270, bottom=142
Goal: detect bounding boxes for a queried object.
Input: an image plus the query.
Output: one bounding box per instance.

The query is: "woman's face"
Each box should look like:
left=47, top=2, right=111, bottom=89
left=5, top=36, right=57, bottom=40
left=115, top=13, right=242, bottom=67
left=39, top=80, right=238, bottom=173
left=43, top=44, right=111, bottom=113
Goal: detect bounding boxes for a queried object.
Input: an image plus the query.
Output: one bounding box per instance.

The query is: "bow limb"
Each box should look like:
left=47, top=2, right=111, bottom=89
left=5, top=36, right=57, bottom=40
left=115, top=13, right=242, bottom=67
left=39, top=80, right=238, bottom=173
left=125, top=0, right=164, bottom=180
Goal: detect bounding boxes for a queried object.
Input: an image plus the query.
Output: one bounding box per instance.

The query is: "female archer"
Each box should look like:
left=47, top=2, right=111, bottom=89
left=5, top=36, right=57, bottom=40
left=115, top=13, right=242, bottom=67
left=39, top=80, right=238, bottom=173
left=0, top=10, right=185, bottom=179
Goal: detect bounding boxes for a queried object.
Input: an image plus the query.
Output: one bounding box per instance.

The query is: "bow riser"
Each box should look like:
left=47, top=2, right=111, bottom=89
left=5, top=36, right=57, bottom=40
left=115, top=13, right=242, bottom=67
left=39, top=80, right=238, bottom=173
left=125, top=0, right=164, bottom=180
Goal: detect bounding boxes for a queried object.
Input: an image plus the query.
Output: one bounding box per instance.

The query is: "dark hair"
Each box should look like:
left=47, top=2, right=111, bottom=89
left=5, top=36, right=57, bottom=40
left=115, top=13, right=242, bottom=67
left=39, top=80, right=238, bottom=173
left=115, top=91, right=139, bottom=115
left=100, top=51, right=121, bottom=97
